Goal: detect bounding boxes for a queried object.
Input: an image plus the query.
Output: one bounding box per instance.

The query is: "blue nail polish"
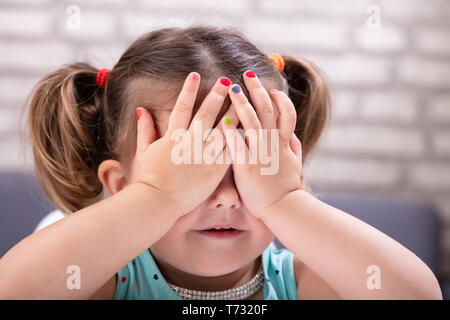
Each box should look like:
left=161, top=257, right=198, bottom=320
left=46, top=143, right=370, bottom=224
left=232, top=85, right=241, bottom=94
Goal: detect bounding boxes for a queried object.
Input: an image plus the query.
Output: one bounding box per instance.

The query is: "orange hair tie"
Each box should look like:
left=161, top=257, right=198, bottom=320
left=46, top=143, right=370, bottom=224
left=268, top=53, right=285, bottom=73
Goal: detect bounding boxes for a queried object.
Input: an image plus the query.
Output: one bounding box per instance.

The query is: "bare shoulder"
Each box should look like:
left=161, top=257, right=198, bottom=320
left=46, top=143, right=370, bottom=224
left=89, top=274, right=117, bottom=300
left=292, top=256, right=341, bottom=300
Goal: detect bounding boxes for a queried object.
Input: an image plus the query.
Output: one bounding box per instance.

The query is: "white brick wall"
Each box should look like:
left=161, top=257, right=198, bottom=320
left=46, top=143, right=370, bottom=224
left=1, top=0, right=450, bottom=281
left=428, top=95, right=450, bottom=122
left=321, top=125, right=424, bottom=156
left=359, top=91, right=418, bottom=123
left=0, top=10, right=52, bottom=37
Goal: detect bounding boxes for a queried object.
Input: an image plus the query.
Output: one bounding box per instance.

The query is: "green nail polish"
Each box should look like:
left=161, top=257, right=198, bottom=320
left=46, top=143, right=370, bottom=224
left=224, top=116, right=232, bottom=126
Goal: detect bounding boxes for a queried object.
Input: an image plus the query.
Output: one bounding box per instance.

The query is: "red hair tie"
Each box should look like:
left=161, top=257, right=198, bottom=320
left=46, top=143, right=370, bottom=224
left=96, top=68, right=110, bottom=89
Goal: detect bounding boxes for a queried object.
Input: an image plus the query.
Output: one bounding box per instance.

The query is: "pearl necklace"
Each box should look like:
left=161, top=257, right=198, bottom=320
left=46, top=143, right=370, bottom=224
left=167, top=268, right=265, bottom=300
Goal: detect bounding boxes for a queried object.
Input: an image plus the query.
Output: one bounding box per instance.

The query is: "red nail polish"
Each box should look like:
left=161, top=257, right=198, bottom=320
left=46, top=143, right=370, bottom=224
left=136, top=108, right=143, bottom=119
left=245, top=70, right=256, bottom=78
left=220, top=77, right=231, bottom=86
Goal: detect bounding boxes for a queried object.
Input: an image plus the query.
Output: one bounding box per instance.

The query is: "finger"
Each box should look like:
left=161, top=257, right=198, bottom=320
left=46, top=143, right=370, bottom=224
left=242, top=70, right=277, bottom=130
left=206, top=104, right=239, bottom=148
left=136, top=107, right=156, bottom=156
left=270, top=89, right=297, bottom=142
left=228, top=84, right=261, bottom=132
left=221, top=113, right=249, bottom=165
left=189, top=77, right=231, bottom=133
left=167, top=72, right=200, bottom=135
left=289, top=133, right=303, bottom=161
left=200, top=103, right=241, bottom=166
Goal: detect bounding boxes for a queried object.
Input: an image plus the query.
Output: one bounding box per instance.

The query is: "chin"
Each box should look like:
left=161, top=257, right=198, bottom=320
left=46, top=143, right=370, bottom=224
left=182, top=252, right=253, bottom=276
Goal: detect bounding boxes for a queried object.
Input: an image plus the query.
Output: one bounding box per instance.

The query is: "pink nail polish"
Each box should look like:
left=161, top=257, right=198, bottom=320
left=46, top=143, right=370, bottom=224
left=189, top=72, right=199, bottom=80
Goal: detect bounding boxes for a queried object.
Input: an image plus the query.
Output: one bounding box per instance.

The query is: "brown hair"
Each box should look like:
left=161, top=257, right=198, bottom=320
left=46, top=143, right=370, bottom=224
left=22, top=25, right=331, bottom=214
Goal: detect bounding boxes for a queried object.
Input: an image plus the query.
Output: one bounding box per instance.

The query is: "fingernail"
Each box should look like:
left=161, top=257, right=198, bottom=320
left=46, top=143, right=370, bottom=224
left=189, top=72, right=199, bottom=80
left=245, top=70, right=256, bottom=78
left=270, top=89, right=278, bottom=95
left=220, top=77, right=231, bottom=86
left=224, top=116, right=232, bottom=126
left=136, top=108, right=143, bottom=120
left=231, top=84, right=241, bottom=94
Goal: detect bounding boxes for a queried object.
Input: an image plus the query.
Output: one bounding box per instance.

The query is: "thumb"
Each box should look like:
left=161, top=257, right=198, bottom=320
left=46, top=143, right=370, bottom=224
left=136, top=107, right=156, bottom=156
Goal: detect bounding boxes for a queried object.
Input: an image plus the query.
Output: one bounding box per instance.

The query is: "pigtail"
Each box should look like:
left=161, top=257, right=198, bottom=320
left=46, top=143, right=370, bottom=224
left=281, top=55, right=332, bottom=194
left=24, top=63, right=109, bottom=214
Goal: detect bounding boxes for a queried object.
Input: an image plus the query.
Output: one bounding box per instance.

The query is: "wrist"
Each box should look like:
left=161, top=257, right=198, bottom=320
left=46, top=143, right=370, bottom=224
left=133, top=182, right=185, bottom=220
left=260, top=189, right=309, bottom=223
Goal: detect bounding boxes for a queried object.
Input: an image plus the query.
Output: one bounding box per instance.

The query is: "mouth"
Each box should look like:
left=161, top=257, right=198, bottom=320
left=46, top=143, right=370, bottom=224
left=195, top=225, right=244, bottom=239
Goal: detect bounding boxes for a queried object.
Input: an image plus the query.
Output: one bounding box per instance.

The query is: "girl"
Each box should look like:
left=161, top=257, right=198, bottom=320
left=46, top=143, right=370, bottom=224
left=0, top=25, right=442, bottom=300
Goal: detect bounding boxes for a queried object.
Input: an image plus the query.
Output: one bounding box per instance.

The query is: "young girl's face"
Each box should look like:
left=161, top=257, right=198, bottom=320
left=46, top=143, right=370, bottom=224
left=126, top=92, right=274, bottom=277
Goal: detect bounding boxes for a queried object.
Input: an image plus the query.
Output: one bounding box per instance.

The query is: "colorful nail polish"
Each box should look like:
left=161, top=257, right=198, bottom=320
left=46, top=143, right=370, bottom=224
left=224, top=116, right=232, bottom=126
left=245, top=70, right=256, bottom=78
left=135, top=108, right=143, bottom=119
left=220, top=77, right=231, bottom=86
left=232, top=84, right=241, bottom=93
left=189, top=72, right=199, bottom=80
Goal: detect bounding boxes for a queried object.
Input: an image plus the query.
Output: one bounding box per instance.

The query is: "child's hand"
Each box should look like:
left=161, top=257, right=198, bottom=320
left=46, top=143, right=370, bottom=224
left=221, top=71, right=303, bottom=219
left=135, top=72, right=238, bottom=217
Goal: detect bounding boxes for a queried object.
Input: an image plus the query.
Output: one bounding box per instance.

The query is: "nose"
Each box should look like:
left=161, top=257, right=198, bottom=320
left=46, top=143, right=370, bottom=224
left=206, top=167, right=241, bottom=210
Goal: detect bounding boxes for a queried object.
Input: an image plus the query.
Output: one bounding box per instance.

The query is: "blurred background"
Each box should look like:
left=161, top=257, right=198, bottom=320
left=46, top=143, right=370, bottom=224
left=0, top=0, right=449, bottom=298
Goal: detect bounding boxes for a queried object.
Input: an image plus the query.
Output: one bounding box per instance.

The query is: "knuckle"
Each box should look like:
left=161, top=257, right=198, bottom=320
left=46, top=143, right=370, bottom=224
left=261, top=102, right=274, bottom=115
left=175, top=101, right=192, bottom=113
left=195, top=110, right=212, bottom=123
left=248, top=115, right=261, bottom=129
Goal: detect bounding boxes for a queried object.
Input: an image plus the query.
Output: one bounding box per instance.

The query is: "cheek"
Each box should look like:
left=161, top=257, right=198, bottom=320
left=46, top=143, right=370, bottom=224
left=250, top=220, right=275, bottom=243
left=151, top=215, right=192, bottom=250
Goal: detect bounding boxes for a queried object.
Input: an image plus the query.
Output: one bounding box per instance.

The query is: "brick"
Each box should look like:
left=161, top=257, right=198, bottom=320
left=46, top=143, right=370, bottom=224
left=0, top=0, right=49, bottom=4
left=0, top=42, right=72, bottom=71
left=321, top=125, right=424, bottom=156
left=0, top=137, right=33, bottom=171
left=68, top=0, right=128, bottom=4
left=331, top=90, right=357, bottom=121
left=354, top=25, right=406, bottom=52
left=138, top=0, right=249, bottom=12
left=428, top=95, right=450, bottom=123
left=259, top=0, right=368, bottom=17
left=378, top=0, right=447, bottom=22
left=60, top=11, right=116, bottom=40
left=397, top=57, right=450, bottom=88
left=73, top=45, right=125, bottom=70
left=415, top=29, right=450, bottom=55
left=433, top=197, right=450, bottom=226
left=359, top=91, right=417, bottom=123
left=432, top=131, right=450, bottom=156
left=409, top=163, right=450, bottom=191
left=312, top=54, right=391, bottom=85
left=247, top=19, right=348, bottom=51
left=0, top=10, right=52, bottom=37
left=0, top=76, right=40, bottom=103
left=303, top=155, right=400, bottom=187
left=0, top=108, right=19, bottom=135
left=121, top=12, right=187, bottom=38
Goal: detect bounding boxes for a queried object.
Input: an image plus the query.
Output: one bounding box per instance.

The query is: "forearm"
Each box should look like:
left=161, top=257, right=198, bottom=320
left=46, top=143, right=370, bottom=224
left=261, top=190, right=442, bottom=299
left=0, top=182, right=182, bottom=299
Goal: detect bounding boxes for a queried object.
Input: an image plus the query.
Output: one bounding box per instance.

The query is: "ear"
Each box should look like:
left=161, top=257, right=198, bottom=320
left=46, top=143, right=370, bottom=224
left=97, top=159, right=127, bottom=196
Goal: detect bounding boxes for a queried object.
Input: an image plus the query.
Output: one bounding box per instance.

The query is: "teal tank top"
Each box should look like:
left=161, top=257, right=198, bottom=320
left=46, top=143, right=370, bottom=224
left=113, top=242, right=298, bottom=300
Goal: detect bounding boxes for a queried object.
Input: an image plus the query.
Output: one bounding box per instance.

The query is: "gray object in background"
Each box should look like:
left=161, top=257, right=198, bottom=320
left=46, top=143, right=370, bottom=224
left=0, top=171, right=448, bottom=299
